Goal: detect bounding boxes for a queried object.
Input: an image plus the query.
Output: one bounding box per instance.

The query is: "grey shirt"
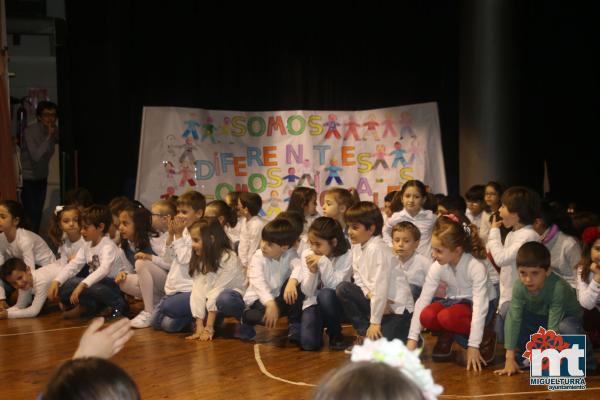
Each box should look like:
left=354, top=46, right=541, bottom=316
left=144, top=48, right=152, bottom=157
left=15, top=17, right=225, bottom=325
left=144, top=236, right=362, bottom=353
left=20, top=122, right=59, bottom=180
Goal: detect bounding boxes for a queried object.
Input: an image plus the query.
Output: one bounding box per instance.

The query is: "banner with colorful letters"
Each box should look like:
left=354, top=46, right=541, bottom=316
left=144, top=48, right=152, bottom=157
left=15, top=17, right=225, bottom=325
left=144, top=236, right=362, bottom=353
left=135, top=102, right=447, bottom=214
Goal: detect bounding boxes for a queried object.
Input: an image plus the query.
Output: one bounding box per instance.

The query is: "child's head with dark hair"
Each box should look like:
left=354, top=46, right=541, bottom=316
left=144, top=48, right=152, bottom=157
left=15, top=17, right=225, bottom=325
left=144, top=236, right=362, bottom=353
left=81, top=205, right=111, bottom=245
left=205, top=200, right=237, bottom=228
left=36, top=100, right=58, bottom=118
left=383, top=190, right=398, bottom=218
left=392, top=221, right=421, bottom=262
left=465, top=184, right=485, bottom=218
left=345, top=201, right=384, bottom=245
left=108, top=196, right=130, bottom=240
left=0, top=258, right=34, bottom=291
left=308, top=217, right=349, bottom=258
left=275, top=211, right=304, bottom=240
left=578, top=226, right=600, bottom=285
left=391, top=180, right=428, bottom=216
left=533, top=200, right=578, bottom=239
left=176, top=191, right=206, bottom=227
left=436, top=195, right=467, bottom=217
left=0, top=200, right=29, bottom=232
left=314, top=361, right=426, bottom=400
left=287, top=186, right=318, bottom=221
left=188, top=217, right=233, bottom=277
left=516, top=242, right=552, bottom=294
left=262, top=218, right=300, bottom=248
left=118, top=201, right=156, bottom=251
left=64, top=187, right=94, bottom=209
left=571, top=211, right=600, bottom=240
left=49, top=205, right=81, bottom=247
left=238, top=192, right=262, bottom=218
left=43, top=357, right=140, bottom=400
left=150, top=199, right=177, bottom=233
left=432, top=213, right=486, bottom=262
left=322, top=188, right=358, bottom=226
left=484, top=181, right=504, bottom=212
left=500, top=186, right=541, bottom=227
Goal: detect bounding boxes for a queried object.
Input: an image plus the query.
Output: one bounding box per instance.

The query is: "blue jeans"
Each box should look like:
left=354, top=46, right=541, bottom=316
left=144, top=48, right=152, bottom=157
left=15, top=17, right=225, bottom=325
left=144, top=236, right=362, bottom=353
left=217, top=289, right=256, bottom=340
left=152, top=292, right=192, bottom=333
left=300, top=305, right=323, bottom=350
left=317, top=288, right=345, bottom=339
left=59, top=276, right=127, bottom=316
left=336, top=281, right=412, bottom=341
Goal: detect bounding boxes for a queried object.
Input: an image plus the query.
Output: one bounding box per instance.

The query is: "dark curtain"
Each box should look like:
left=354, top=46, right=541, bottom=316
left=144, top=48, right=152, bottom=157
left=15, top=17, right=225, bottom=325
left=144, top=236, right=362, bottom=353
left=61, top=1, right=460, bottom=203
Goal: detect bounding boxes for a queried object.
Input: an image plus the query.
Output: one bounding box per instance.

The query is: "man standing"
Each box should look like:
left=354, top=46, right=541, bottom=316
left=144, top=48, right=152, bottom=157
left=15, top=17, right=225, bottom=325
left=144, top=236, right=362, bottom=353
left=20, top=101, right=59, bottom=232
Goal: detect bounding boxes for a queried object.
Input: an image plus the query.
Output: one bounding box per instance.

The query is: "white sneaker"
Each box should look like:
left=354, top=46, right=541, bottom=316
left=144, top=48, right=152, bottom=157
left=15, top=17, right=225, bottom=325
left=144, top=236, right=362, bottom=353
left=131, top=311, right=152, bottom=329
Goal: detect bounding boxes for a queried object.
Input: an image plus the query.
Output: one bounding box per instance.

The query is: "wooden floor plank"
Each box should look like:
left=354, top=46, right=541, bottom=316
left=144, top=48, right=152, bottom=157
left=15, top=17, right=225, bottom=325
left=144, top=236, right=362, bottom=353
left=1, top=309, right=598, bottom=400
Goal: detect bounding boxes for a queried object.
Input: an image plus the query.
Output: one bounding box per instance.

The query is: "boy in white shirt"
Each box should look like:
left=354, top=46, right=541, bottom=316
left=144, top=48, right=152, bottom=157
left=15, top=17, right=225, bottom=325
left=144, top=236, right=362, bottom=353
left=391, top=221, right=431, bottom=301
left=237, top=192, right=267, bottom=268
left=152, top=191, right=205, bottom=332
left=465, top=185, right=485, bottom=230
left=240, top=218, right=303, bottom=341
left=487, top=187, right=540, bottom=340
left=59, top=205, right=132, bottom=319
left=0, top=258, right=61, bottom=319
left=336, top=202, right=414, bottom=349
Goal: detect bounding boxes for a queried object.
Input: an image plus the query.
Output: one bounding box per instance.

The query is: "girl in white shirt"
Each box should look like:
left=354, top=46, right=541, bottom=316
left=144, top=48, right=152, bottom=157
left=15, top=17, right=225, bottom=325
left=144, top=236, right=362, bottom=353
left=479, top=181, right=503, bottom=243
left=576, top=227, right=600, bottom=347
left=204, top=200, right=239, bottom=245
left=299, top=217, right=352, bottom=350
left=533, top=201, right=581, bottom=288
left=114, top=202, right=169, bottom=328
left=406, top=213, right=497, bottom=372
left=186, top=218, right=245, bottom=341
left=383, top=180, right=436, bottom=259
left=0, top=200, right=56, bottom=307
left=321, top=187, right=359, bottom=231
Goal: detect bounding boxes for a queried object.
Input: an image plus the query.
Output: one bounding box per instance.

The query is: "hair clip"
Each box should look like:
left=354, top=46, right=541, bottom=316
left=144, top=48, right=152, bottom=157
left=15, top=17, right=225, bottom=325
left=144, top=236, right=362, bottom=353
left=443, top=213, right=459, bottom=223
left=54, top=205, right=64, bottom=216
left=462, top=222, right=471, bottom=236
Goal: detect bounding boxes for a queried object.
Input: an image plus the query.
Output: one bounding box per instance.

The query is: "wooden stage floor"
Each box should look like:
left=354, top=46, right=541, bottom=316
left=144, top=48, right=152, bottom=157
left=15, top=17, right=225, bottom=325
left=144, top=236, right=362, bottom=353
left=1, top=304, right=599, bottom=400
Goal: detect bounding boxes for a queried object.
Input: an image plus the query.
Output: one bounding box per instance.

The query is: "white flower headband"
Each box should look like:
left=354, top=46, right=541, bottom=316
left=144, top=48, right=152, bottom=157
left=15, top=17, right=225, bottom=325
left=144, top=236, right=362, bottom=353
left=351, top=338, right=443, bottom=400
left=54, top=205, right=64, bottom=216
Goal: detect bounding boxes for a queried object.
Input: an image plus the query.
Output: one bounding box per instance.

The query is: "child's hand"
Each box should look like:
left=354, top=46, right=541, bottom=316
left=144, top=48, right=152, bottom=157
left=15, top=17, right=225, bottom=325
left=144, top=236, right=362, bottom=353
left=263, top=300, right=279, bottom=329
left=70, top=282, right=87, bottom=305
left=199, top=327, right=214, bottom=341
left=491, top=214, right=503, bottom=229
left=366, top=292, right=372, bottom=300
left=134, top=252, right=152, bottom=261
left=47, top=280, right=60, bottom=301
left=284, top=279, right=298, bottom=305
left=73, top=317, right=133, bottom=359
left=494, top=352, right=523, bottom=376
left=466, top=347, right=487, bottom=371
left=305, top=254, right=321, bottom=273
left=186, top=319, right=204, bottom=340
left=406, top=339, right=418, bottom=350
left=0, top=299, right=9, bottom=311
left=591, top=263, right=600, bottom=283
left=172, top=216, right=187, bottom=238
left=366, top=324, right=382, bottom=340
left=114, top=271, right=128, bottom=284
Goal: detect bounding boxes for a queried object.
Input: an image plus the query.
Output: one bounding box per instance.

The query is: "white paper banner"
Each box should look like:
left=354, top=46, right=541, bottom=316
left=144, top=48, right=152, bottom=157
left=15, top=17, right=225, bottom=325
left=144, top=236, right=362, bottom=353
left=135, top=102, right=446, bottom=212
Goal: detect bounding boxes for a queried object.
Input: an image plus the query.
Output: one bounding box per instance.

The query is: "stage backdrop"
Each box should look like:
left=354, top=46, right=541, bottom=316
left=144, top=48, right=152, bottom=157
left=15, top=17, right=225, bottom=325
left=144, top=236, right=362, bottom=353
left=135, top=102, right=446, bottom=214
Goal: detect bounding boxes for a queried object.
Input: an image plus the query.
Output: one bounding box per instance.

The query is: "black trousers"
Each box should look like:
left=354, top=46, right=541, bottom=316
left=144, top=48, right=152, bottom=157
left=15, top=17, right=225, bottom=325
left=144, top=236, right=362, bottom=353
left=21, top=178, right=47, bottom=233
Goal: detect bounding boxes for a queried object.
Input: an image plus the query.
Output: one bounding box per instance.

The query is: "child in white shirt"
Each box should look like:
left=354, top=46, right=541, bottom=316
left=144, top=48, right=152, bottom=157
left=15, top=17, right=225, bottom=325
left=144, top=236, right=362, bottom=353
left=406, top=214, right=497, bottom=371
left=576, top=228, right=600, bottom=347
left=391, top=221, right=432, bottom=301
left=237, top=192, right=267, bottom=268
left=152, top=191, right=205, bottom=333
left=240, top=218, right=303, bottom=341
left=0, top=200, right=56, bottom=308
left=298, top=217, right=352, bottom=350
left=337, top=201, right=414, bottom=348
left=383, top=181, right=436, bottom=260
left=186, top=218, right=245, bottom=341
left=59, top=205, right=132, bottom=319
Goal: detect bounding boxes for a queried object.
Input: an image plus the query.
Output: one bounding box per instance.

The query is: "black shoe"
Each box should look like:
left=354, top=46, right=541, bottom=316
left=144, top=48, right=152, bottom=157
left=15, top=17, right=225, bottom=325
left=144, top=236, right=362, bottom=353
left=288, top=332, right=301, bottom=343
left=329, top=335, right=346, bottom=351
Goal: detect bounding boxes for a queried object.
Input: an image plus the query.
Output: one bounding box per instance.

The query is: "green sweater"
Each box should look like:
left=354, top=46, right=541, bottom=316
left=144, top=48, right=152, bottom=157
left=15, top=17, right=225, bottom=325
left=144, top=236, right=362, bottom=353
left=505, top=272, right=582, bottom=350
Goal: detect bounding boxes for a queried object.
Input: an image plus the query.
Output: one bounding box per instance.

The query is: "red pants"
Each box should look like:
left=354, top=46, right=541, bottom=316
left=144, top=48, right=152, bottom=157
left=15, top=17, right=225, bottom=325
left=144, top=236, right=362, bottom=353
left=419, top=302, right=472, bottom=335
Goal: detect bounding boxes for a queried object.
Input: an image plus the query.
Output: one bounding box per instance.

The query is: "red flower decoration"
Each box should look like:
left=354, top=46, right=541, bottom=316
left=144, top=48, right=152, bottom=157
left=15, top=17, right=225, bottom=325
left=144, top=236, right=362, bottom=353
left=443, top=213, right=459, bottom=223
left=582, top=226, right=600, bottom=245
left=522, top=327, right=570, bottom=371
